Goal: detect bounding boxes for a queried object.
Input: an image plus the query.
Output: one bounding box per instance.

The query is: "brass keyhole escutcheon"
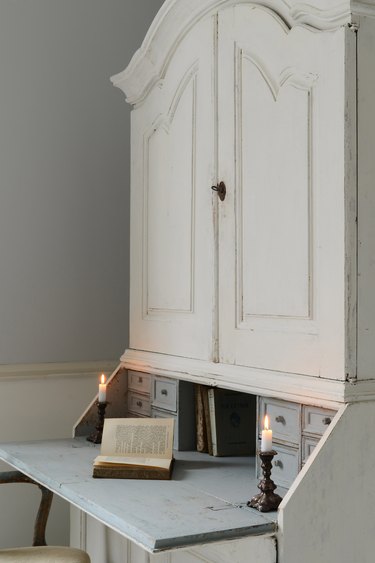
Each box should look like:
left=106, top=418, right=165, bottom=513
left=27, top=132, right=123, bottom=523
left=211, top=181, right=226, bottom=201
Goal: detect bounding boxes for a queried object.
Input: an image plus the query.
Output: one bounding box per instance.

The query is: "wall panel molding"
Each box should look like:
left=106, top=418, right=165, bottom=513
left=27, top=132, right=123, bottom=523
left=0, top=360, right=118, bottom=382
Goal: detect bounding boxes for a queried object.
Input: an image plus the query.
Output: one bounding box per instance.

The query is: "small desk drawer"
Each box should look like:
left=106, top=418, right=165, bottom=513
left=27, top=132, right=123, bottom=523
left=128, top=371, right=151, bottom=394
left=267, top=443, right=299, bottom=489
left=260, top=398, right=300, bottom=444
left=302, top=435, right=320, bottom=464
left=302, top=406, right=336, bottom=436
left=128, top=391, right=151, bottom=417
left=152, top=378, right=177, bottom=412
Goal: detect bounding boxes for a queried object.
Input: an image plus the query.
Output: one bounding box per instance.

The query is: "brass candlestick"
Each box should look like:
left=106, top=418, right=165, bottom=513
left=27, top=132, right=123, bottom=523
left=248, top=450, right=282, bottom=512
left=87, top=401, right=108, bottom=444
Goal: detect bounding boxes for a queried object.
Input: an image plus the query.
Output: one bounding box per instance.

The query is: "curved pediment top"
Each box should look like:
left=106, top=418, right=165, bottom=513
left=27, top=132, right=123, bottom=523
left=111, top=0, right=352, bottom=105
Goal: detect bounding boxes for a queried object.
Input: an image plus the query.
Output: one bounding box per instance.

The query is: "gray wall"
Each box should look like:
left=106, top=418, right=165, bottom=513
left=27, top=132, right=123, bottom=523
left=0, top=0, right=164, bottom=364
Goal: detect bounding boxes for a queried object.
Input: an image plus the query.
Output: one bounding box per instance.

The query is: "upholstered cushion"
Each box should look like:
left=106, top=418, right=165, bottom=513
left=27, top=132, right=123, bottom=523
left=0, top=546, right=90, bottom=562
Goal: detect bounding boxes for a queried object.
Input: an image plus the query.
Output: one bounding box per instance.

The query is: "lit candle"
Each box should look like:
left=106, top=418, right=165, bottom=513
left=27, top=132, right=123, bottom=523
left=98, top=374, right=107, bottom=403
left=261, top=415, right=273, bottom=452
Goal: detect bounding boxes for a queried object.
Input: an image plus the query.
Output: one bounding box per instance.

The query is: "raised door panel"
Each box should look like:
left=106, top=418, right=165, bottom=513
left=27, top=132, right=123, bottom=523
left=147, top=79, right=196, bottom=314
left=240, top=61, right=311, bottom=320
left=129, top=17, right=215, bottom=360
left=218, top=6, right=346, bottom=379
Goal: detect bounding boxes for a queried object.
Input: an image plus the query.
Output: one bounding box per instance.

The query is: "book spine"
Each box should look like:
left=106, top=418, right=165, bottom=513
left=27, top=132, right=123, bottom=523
left=202, top=387, right=213, bottom=455
left=207, top=388, right=218, bottom=456
left=195, top=385, right=208, bottom=453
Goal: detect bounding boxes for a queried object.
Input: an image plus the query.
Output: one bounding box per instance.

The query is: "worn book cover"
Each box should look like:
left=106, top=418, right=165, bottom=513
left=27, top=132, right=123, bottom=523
left=195, top=384, right=208, bottom=453
left=93, top=417, right=174, bottom=479
left=201, top=386, right=213, bottom=455
left=208, top=389, right=256, bottom=456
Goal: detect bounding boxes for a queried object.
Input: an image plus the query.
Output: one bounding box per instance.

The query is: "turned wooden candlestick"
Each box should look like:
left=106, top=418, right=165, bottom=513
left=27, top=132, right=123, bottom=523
left=87, top=401, right=108, bottom=444
left=248, top=450, right=283, bottom=512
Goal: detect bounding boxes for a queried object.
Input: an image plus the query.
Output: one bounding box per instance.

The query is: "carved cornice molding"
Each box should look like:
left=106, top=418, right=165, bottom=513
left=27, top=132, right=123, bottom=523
left=111, top=0, right=354, bottom=105
left=289, top=3, right=351, bottom=28
left=351, top=0, right=375, bottom=17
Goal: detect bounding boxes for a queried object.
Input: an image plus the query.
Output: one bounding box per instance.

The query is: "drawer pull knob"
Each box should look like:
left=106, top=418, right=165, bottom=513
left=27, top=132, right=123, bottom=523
left=274, top=460, right=283, bottom=469
left=275, top=415, right=286, bottom=424
left=136, top=400, right=143, bottom=407
left=322, top=417, right=332, bottom=425
left=161, top=389, right=168, bottom=396
left=138, top=377, right=143, bottom=383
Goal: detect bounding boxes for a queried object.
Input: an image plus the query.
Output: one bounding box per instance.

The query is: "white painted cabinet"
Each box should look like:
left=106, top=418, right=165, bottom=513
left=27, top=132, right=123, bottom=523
left=102, top=0, right=375, bottom=561
left=217, top=7, right=348, bottom=379
left=113, top=0, right=368, bottom=406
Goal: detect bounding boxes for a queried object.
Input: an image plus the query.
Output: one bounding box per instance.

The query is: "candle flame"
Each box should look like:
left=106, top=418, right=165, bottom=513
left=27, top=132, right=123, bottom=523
left=100, top=374, right=106, bottom=384
left=264, top=415, right=270, bottom=431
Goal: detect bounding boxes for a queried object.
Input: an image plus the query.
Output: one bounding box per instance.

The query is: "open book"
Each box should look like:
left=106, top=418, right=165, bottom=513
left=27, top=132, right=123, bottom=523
left=93, top=417, right=174, bottom=479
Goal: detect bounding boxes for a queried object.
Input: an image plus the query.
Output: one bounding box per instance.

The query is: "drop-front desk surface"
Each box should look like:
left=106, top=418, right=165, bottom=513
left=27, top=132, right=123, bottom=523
left=0, top=438, right=284, bottom=553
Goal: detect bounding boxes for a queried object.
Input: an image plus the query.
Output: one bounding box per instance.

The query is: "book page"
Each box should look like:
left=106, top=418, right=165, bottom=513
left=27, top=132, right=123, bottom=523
left=99, top=417, right=174, bottom=460
left=93, top=456, right=171, bottom=469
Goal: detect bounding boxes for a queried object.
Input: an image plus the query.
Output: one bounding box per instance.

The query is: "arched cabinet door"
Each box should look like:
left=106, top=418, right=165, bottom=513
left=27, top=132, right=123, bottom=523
left=217, top=5, right=348, bottom=380
left=128, top=16, right=216, bottom=360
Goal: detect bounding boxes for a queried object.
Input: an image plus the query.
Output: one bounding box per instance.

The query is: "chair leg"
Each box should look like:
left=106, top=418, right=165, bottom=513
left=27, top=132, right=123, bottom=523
left=32, top=483, right=53, bottom=546
left=0, top=471, right=53, bottom=546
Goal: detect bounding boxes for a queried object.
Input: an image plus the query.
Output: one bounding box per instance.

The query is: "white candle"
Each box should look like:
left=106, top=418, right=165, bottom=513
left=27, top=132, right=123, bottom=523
left=261, top=415, right=273, bottom=452
left=98, top=374, right=107, bottom=403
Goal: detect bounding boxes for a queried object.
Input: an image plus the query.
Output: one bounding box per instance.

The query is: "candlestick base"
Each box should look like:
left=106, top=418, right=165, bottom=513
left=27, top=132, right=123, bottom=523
left=87, top=401, right=108, bottom=444
left=248, top=450, right=282, bottom=512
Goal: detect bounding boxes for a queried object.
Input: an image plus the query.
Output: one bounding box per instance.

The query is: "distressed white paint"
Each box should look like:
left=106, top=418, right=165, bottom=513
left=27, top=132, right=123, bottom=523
left=352, top=1, right=375, bottom=17
left=111, top=0, right=358, bottom=105
left=122, top=349, right=375, bottom=404
left=173, top=536, right=276, bottom=563
left=344, top=22, right=358, bottom=382
left=9, top=395, right=375, bottom=563
left=0, top=441, right=279, bottom=553
left=278, top=402, right=375, bottom=562
left=117, top=0, right=363, bottom=388
left=356, top=15, right=375, bottom=380
left=217, top=6, right=347, bottom=379
left=120, top=350, right=347, bottom=407
left=128, top=15, right=215, bottom=360
left=71, top=513, right=276, bottom=563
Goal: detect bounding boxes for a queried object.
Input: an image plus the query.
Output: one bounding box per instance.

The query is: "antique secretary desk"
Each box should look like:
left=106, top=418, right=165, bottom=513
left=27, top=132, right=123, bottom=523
left=1, top=0, right=375, bottom=562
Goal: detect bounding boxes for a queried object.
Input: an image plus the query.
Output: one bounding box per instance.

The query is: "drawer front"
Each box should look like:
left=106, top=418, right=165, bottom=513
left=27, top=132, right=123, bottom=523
left=152, top=378, right=177, bottom=412
left=260, top=398, right=300, bottom=444
left=127, top=391, right=151, bottom=417
left=302, top=435, right=320, bottom=464
left=302, top=406, right=336, bottom=436
left=258, top=442, right=299, bottom=489
left=128, top=371, right=151, bottom=394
